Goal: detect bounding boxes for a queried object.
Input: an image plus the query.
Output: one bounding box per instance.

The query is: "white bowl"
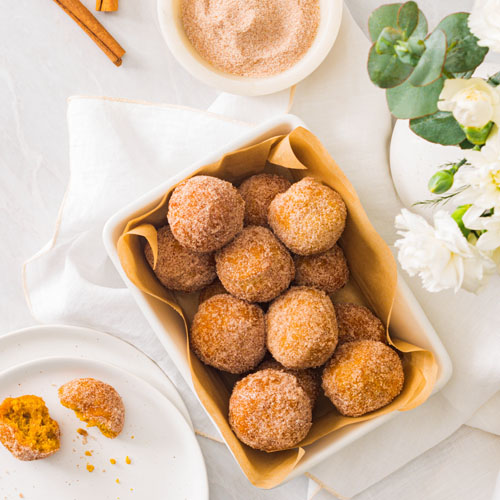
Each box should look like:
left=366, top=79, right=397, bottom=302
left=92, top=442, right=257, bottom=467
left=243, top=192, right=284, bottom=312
left=157, top=0, right=343, bottom=96
left=103, top=114, right=453, bottom=486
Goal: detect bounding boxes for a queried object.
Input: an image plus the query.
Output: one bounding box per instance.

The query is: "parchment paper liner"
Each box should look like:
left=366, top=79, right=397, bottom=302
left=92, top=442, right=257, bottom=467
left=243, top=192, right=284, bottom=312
left=117, top=127, right=438, bottom=488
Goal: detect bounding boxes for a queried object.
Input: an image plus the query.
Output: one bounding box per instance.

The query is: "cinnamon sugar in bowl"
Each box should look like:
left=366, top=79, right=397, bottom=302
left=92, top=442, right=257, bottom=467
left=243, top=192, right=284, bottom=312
left=181, top=0, right=320, bottom=78
left=157, top=0, right=343, bottom=95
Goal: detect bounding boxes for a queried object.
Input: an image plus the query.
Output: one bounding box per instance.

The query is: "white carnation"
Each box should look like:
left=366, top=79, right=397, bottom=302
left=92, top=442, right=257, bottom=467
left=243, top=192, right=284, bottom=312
left=456, top=126, right=500, bottom=211
left=437, top=78, right=500, bottom=128
left=469, top=0, right=500, bottom=52
left=463, top=211, right=500, bottom=269
left=395, top=209, right=496, bottom=293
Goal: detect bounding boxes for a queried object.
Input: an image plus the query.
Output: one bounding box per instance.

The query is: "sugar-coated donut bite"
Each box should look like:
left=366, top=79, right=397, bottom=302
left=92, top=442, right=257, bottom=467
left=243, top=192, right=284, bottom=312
left=268, top=177, right=347, bottom=255
left=167, top=175, right=245, bottom=253
left=198, top=279, right=228, bottom=304
left=229, top=369, right=312, bottom=452
left=322, top=340, right=404, bottom=417
left=0, top=395, right=60, bottom=461
left=215, top=226, right=295, bottom=303
left=257, top=359, right=320, bottom=407
left=239, top=173, right=291, bottom=227
left=266, top=286, right=338, bottom=369
left=294, top=245, right=349, bottom=293
left=58, top=378, right=125, bottom=438
left=191, top=294, right=266, bottom=374
left=335, top=303, right=386, bottom=344
left=144, top=225, right=216, bottom=293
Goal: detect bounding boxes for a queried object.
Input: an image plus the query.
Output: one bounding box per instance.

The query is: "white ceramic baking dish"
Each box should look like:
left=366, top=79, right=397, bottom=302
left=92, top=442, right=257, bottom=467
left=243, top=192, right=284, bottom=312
left=102, top=114, right=453, bottom=484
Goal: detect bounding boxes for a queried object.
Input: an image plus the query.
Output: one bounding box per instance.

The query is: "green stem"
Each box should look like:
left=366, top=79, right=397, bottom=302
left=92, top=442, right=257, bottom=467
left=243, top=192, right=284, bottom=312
left=450, top=158, right=467, bottom=174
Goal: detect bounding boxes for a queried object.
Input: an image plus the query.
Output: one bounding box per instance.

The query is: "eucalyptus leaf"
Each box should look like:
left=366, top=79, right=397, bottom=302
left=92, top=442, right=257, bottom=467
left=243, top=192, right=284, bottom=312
left=454, top=70, right=474, bottom=79
left=409, top=29, right=446, bottom=87
left=387, top=77, right=444, bottom=119
left=459, top=139, right=476, bottom=150
left=410, top=111, right=466, bottom=145
left=487, top=71, right=500, bottom=87
left=368, top=45, right=413, bottom=88
left=397, top=2, right=419, bottom=38
left=369, top=4, right=401, bottom=42
left=437, top=13, right=488, bottom=73
left=409, top=8, right=428, bottom=41
left=369, top=3, right=427, bottom=42
left=376, top=27, right=404, bottom=54
left=408, top=37, right=425, bottom=56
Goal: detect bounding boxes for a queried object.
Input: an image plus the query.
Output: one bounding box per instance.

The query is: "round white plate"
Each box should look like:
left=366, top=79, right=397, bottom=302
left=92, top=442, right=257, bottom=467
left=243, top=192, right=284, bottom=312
left=157, top=0, right=343, bottom=96
left=0, top=325, right=191, bottom=425
left=0, top=357, right=208, bottom=500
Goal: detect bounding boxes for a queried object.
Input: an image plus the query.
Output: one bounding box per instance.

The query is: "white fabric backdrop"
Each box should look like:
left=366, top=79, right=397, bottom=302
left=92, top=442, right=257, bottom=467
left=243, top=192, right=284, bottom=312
left=2, top=1, right=500, bottom=499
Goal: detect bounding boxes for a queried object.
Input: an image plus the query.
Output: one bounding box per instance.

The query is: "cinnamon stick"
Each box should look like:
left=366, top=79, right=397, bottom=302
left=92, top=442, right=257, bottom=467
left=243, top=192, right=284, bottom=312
left=52, top=0, right=125, bottom=66
left=96, top=0, right=118, bottom=12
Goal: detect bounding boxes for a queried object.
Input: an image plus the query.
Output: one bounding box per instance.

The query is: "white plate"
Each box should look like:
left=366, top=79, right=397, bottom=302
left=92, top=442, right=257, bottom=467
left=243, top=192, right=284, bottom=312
left=157, top=0, right=343, bottom=96
left=103, top=114, right=453, bottom=486
left=0, top=357, right=208, bottom=500
left=0, top=324, right=191, bottom=425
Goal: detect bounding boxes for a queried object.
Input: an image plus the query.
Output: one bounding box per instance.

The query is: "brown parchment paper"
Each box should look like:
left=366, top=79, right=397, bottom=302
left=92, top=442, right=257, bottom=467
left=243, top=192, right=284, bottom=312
left=117, top=127, right=438, bottom=488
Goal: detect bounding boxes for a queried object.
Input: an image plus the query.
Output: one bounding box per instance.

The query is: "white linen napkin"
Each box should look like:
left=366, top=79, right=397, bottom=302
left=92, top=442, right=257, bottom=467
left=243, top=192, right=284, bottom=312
left=23, top=5, right=500, bottom=500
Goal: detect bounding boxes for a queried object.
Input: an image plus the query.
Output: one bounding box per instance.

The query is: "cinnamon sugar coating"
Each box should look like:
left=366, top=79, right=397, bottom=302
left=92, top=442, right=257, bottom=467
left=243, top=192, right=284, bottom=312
left=238, top=174, right=291, bottom=227
left=0, top=395, right=60, bottom=461
left=144, top=225, right=216, bottom=293
left=229, top=369, right=312, bottom=452
left=167, top=175, right=244, bottom=253
left=198, top=279, right=228, bottom=304
left=58, top=378, right=125, bottom=438
left=257, top=359, right=320, bottom=407
left=335, top=303, right=386, bottom=345
left=191, top=295, right=266, bottom=374
left=268, top=177, right=347, bottom=255
left=294, top=245, right=349, bottom=293
left=215, top=226, right=294, bottom=303
left=322, top=340, right=404, bottom=417
left=181, top=0, right=320, bottom=78
left=266, top=286, right=338, bottom=369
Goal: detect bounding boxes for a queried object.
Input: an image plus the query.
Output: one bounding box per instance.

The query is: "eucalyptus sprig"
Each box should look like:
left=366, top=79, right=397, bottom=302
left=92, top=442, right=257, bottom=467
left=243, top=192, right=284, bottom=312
left=368, top=2, right=489, bottom=148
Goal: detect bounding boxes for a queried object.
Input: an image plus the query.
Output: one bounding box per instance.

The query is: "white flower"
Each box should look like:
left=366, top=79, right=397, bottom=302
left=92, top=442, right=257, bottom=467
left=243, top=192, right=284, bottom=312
left=438, top=78, right=500, bottom=128
left=455, top=126, right=500, bottom=211
left=463, top=211, right=500, bottom=268
left=395, top=209, right=496, bottom=293
left=469, top=0, right=500, bottom=52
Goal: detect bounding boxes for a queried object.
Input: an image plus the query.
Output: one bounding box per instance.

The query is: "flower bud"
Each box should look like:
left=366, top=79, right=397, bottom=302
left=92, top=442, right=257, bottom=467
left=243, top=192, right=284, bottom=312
left=428, top=170, right=454, bottom=194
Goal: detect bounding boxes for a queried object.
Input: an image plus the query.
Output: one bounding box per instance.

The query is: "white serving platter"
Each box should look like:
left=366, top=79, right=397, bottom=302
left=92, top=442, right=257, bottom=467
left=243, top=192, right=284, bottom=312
left=103, top=114, right=453, bottom=485
left=0, top=356, right=208, bottom=500
left=0, top=324, right=190, bottom=425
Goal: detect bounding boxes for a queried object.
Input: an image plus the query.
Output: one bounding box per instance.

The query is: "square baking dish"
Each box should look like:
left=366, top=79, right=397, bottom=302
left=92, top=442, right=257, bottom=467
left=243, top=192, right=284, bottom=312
left=103, top=114, right=452, bottom=484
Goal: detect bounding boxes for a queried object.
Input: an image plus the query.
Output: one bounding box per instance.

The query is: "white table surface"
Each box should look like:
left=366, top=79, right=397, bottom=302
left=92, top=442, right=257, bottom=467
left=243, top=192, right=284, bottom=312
left=2, top=1, right=500, bottom=499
